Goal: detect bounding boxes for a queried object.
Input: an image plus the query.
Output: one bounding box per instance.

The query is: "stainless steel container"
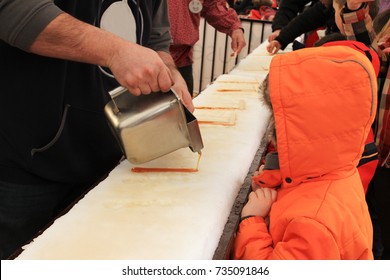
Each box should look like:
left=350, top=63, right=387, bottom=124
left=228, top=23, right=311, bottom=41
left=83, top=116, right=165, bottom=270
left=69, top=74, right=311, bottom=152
left=104, top=86, right=203, bottom=164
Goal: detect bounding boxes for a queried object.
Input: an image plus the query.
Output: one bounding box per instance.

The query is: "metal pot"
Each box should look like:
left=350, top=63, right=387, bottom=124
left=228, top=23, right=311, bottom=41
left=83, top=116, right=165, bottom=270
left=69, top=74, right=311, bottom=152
left=104, top=86, right=203, bottom=164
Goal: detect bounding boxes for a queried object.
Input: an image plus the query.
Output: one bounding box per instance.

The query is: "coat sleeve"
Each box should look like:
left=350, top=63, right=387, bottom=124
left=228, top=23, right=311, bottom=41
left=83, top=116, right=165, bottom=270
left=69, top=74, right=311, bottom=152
left=274, top=1, right=330, bottom=49
left=271, top=0, right=313, bottom=32
left=146, top=0, right=172, bottom=52
left=0, top=0, right=63, bottom=51
left=233, top=216, right=274, bottom=260
left=233, top=216, right=340, bottom=260
left=201, top=0, right=242, bottom=36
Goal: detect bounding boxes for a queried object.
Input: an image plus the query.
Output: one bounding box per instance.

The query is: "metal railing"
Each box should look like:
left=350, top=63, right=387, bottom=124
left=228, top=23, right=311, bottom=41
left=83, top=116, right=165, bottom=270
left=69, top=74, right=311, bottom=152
left=193, top=18, right=273, bottom=94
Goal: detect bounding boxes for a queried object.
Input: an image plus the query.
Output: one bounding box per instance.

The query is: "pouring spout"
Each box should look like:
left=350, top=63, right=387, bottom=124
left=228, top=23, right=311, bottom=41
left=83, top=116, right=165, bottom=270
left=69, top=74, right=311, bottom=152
left=183, top=106, right=204, bottom=153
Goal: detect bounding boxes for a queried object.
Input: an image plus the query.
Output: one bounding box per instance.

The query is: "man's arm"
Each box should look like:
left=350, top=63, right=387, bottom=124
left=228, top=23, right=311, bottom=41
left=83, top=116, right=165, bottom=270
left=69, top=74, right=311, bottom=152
left=269, top=0, right=314, bottom=41
left=201, top=0, right=246, bottom=54
left=0, top=0, right=174, bottom=96
left=201, top=0, right=242, bottom=35
left=30, top=13, right=173, bottom=96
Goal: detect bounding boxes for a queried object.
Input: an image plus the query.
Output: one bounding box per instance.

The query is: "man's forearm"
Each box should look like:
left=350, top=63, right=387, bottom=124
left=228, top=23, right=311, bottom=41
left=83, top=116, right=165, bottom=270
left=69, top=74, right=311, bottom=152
left=157, top=50, right=181, bottom=77
left=29, top=12, right=135, bottom=68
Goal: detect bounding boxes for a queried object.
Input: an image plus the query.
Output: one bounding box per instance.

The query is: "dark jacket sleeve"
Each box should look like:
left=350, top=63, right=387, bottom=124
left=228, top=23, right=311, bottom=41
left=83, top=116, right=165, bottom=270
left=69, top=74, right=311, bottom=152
left=274, top=1, right=333, bottom=50
left=146, top=0, right=172, bottom=52
left=271, top=0, right=315, bottom=31
left=0, top=0, right=63, bottom=51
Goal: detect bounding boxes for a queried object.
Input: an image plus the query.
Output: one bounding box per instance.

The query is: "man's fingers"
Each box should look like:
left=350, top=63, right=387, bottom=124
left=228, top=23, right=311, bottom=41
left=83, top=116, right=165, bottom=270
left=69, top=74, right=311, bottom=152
left=157, top=67, right=174, bottom=92
left=138, top=83, right=153, bottom=95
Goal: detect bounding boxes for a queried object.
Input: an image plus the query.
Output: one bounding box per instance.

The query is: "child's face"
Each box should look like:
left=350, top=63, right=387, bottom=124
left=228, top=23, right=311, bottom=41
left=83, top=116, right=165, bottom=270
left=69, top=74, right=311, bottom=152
left=333, top=1, right=345, bottom=34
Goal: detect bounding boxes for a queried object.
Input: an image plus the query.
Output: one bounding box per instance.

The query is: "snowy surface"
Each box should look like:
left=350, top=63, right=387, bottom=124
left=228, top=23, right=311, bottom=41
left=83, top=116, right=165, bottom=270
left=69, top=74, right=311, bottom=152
left=16, top=43, right=275, bottom=260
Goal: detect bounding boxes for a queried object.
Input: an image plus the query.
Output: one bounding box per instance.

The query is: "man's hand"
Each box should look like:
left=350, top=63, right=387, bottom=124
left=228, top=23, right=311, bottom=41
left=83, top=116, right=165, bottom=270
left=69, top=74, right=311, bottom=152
left=109, top=44, right=174, bottom=96
left=170, top=72, right=195, bottom=113
left=158, top=51, right=195, bottom=112
left=29, top=13, right=174, bottom=96
left=231, top=28, right=246, bottom=55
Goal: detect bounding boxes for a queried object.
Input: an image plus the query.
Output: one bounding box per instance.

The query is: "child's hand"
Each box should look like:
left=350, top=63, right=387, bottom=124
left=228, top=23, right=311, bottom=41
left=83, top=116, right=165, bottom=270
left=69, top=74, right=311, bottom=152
left=268, top=30, right=280, bottom=42
left=251, top=165, right=264, bottom=191
left=267, top=40, right=282, bottom=54
left=241, top=188, right=277, bottom=219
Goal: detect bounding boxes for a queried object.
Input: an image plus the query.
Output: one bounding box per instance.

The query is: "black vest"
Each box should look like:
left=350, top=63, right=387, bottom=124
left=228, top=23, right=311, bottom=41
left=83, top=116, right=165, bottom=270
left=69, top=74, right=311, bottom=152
left=0, top=0, right=162, bottom=185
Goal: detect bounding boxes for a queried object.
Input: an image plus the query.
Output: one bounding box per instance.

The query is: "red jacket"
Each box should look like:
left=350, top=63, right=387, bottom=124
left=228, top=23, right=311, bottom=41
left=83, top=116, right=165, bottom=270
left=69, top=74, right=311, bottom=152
left=168, top=0, right=242, bottom=67
left=233, top=46, right=377, bottom=259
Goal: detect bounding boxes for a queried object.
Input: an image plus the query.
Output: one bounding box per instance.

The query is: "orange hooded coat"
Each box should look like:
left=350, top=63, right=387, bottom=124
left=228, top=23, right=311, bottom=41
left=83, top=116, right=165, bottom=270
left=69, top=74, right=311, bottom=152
left=233, top=46, right=377, bottom=260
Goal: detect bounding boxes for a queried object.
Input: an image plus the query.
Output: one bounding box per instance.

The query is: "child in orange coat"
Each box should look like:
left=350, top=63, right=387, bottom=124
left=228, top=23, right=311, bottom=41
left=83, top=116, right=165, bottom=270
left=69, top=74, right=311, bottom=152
left=233, top=46, right=376, bottom=259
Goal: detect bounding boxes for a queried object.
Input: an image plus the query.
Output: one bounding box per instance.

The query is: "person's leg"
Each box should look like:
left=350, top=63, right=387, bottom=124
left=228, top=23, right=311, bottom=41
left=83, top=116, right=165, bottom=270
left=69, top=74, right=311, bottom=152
left=178, top=65, right=194, bottom=97
left=0, top=180, right=89, bottom=259
left=373, top=166, right=390, bottom=259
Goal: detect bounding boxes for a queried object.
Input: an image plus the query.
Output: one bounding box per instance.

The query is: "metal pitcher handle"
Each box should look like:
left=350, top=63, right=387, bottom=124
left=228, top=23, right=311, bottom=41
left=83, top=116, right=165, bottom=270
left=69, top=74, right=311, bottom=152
left=108, top=86, right=128, bottom=114
left=108, top=86, right=128, bottom=99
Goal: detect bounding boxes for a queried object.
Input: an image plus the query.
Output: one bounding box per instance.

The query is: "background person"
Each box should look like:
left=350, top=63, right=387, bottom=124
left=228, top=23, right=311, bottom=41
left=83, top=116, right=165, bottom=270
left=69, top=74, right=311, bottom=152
left=333, top=0, right=390, bottom=259
left=268, top=0, right=318, bottom=42
left=168, top=0, right=246, bottom=96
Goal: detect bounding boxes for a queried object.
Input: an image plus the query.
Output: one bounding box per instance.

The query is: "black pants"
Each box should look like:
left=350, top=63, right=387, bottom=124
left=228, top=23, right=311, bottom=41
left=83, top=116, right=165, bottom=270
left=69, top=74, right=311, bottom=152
left=366, top=165, right=390, bottom=259
left=178, top=65, right=194, bottom=97
left=0, top=180, right=90, bottom=259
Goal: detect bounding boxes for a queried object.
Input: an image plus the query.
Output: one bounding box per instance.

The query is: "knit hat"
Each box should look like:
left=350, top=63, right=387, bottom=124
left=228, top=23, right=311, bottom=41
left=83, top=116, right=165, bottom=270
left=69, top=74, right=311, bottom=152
left=322, top=40, right=380, bottom=77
